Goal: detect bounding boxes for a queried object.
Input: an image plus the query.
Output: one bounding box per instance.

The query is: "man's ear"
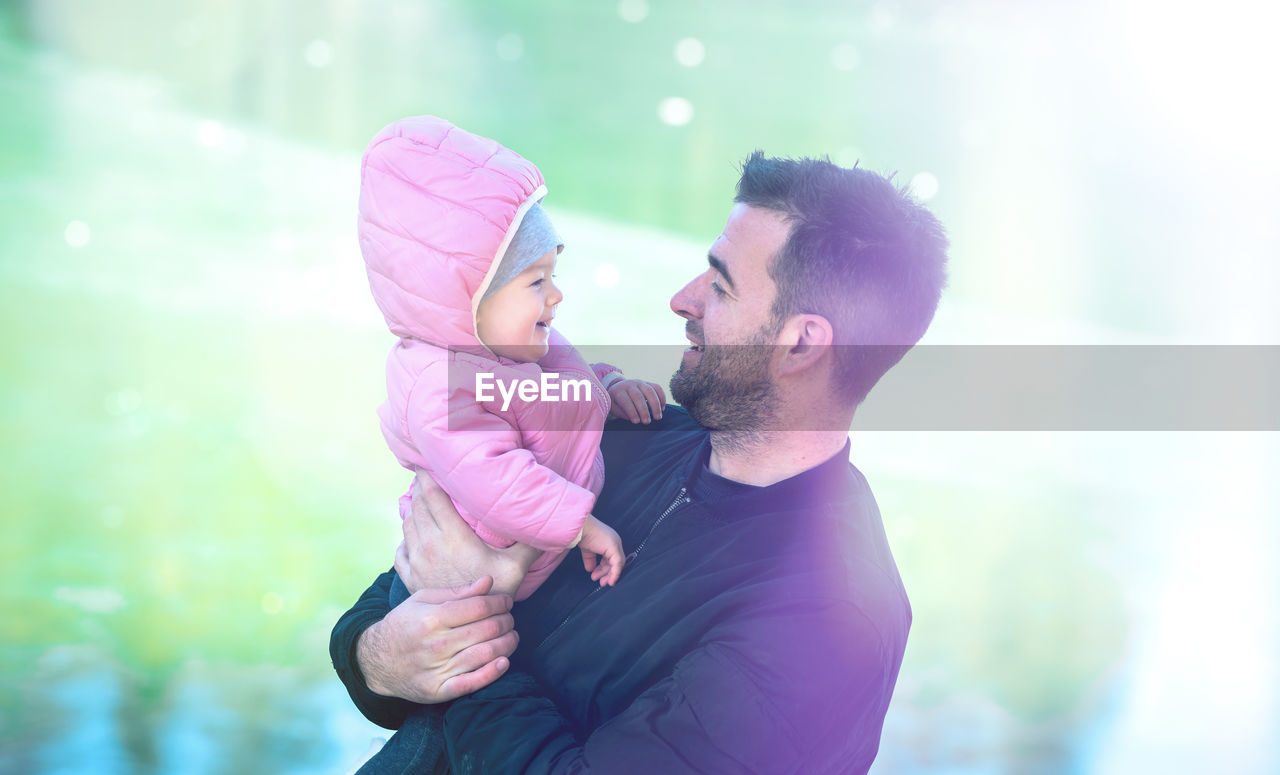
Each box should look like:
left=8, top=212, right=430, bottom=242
left=774, top=314, right=834, bottom=377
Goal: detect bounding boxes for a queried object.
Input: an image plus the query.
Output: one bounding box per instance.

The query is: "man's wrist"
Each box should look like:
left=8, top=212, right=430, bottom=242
left=355, top=620, right=394, bottom=697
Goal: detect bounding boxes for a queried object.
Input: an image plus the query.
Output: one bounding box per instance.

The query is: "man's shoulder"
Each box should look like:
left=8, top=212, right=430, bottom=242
left=729, top=465, right=909, bottom=641
left=600, top=405, right=705, bottom=475
left=807, top=487, right=912, bottom=640
left=605, top=404, right=702, bottom=435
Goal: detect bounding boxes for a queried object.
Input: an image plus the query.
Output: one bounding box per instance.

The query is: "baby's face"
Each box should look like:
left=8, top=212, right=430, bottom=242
left=476, top=248, right=562, bottom=362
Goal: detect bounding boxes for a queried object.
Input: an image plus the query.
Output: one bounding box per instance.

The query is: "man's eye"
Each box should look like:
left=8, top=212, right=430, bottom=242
left=710, top=281, right=727, bottom=297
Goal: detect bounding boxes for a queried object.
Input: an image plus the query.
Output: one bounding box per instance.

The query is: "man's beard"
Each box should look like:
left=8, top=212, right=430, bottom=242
left=669, top=329, right=778, bottom=432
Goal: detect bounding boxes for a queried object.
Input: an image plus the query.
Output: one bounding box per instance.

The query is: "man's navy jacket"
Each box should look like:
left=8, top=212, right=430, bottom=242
left=331, top=407, right=911, bottom=774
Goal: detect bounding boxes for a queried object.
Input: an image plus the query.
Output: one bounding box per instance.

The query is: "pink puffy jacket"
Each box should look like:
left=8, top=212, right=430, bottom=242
left=358, top=116, right=615, bottom=600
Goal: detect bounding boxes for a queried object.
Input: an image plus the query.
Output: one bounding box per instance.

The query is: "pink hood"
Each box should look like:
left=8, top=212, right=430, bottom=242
left=358, top=115, right=547, bottom=354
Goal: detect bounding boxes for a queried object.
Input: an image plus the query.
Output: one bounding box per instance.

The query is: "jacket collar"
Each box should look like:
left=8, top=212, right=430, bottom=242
left=683, top=435, right=862, bottom=521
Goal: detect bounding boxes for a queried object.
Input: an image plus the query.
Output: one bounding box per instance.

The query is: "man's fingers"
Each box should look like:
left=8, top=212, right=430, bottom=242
left=443, top=612, right=515, bottom=655
left=438, top=656, right=511, bottom=702
left=411, top=575, right=495, bottom=606
left=412, top=470, right=445, bottom=498
left=409, top=469, right=452, bottom=530
left=401, top=508, right=421, bottom=552
left=394, top=540, right=408, bottom=573
left=432, top=589, right=513, bottom=628
left=393, top=541, right=413, bottom=595
left=449, top=612, right=515, bottom=649
left=446, top=628, right=519, bottom=682
left=416, top=479, right=474, bottom=540
left=431, top=590, right=512, bottom=628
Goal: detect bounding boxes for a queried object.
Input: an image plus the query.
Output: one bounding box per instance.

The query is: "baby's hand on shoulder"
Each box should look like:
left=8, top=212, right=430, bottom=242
left=607, top=379, right=666, bottom=424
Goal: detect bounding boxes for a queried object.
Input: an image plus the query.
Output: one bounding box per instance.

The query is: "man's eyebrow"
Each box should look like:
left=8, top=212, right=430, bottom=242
left=707, top=254, right=736, bottom=291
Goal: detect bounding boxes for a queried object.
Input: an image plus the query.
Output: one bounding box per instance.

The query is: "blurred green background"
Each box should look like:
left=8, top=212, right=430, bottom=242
left=2, top=1, right=1277, bottom=773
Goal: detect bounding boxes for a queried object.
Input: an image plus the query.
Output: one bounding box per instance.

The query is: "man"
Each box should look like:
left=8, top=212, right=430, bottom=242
left=331, top=152, right=949, bottom=773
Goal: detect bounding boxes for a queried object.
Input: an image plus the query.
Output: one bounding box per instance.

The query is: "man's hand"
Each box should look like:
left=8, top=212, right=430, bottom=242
left=356, top=576, right=518, bottom=704
left=607, top=378, right=666, bottom=424
left=395, top=473, right=540, bottom=599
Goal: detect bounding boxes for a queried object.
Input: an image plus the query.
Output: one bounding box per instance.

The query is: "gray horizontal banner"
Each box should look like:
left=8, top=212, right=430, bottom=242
left=444, top=345, right=1280, bottom=431
left=858, top=345, right=1280, bottom=431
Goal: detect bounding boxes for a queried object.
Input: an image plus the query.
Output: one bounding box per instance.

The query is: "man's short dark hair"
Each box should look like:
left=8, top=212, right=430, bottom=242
left=735, top=151, right=949, bottom=406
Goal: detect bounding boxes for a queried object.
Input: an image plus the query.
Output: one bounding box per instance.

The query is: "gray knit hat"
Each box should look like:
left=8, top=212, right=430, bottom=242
left=482, top=202, right=562, bottom=301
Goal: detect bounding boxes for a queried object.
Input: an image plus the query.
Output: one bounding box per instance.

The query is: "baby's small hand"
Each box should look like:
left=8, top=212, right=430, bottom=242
left=607, top=378, right=666, bottom=424
left=578, top=515, right=625, bottom=587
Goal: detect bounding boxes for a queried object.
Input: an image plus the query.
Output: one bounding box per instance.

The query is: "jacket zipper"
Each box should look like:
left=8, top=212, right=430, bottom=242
left=533, top=486, right=689, bottom=652
left=622, top=487, right=688, bottom=567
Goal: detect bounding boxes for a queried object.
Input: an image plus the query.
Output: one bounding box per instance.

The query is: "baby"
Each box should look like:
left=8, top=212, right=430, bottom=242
left=357, top=116, right=664, bottom=602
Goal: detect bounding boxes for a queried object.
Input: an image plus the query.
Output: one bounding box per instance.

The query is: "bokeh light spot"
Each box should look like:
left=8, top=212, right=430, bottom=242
left=674, top=37, right=705, bottom=67
left=657, top=97, right=694, bottom=127
left=496, top=33, right=524, bottom=61
left=830, top=43, right=860, bottom=71
left=304, top=39, right=333, bottom=68
left=594, top=263, right=620, bottom=289
left=64, top=220, right=91, bottom=247
left=618, top=0, right=649, bottom=23
left=867, top=3, right=896, bottom=36
left=910, top=171, right=940, bottom=201
left=197, top=120, right=225, bottom=147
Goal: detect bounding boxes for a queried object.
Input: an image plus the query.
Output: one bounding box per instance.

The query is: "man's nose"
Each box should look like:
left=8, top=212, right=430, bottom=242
left=670, top=275, right=703, bottom=320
